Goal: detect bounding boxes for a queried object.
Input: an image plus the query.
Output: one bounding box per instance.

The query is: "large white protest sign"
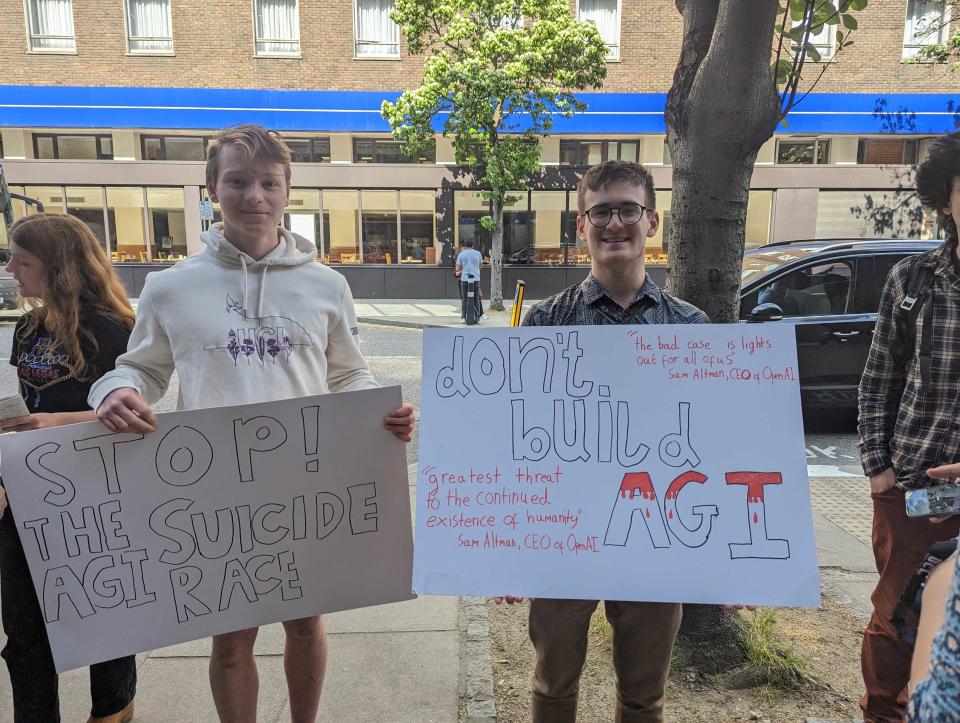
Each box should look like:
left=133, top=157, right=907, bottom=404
left=414, top=325, right=819, bottom=607
left=0, top=387, right=413, bottom=672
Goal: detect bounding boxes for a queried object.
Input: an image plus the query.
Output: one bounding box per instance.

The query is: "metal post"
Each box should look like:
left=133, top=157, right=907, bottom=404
left=510, top=280, right=526, bottom=327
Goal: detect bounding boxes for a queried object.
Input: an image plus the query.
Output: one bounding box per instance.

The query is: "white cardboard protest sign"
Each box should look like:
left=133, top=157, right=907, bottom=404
left=0, top=387, right=414, bottom=672
left=414, top=325, right=819, bottom=607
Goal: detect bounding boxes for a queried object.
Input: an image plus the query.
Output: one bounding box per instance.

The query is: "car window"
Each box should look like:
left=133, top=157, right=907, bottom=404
left=742, top=259, right=854, bottom=318
left=851, top=253, right=915, bottom=314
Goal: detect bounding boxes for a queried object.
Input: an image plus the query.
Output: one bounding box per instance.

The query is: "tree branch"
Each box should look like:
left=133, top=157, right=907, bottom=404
left=665, top=0, right=721, bottom=137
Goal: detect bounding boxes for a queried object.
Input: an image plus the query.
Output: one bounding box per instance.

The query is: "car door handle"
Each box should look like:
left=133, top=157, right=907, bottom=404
left=830, top=330, right=861, bottom=341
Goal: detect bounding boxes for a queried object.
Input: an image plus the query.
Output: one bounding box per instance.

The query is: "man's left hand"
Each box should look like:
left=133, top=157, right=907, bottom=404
left=384, top=403, right=416, bottom=442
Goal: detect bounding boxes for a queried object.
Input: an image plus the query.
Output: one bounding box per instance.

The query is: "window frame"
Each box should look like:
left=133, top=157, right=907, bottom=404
left=140, top=134, right=211, bottom=162
left=774, top=138, right=831, bottom=165
left=285, top=137, right=332, bottom=163
left=352, top=137, right=435, bottom=164
left=903, top=0, right=950, bottom=59
left=33, top=133, right=113, bottom=160
left=24, top=0, right=77, bottom=53
left=856, top=138, right=920, bottom=165
left=806, top=20, right=837, bottom=61
left=558, top=138, right=642, bottom=166
left=576, top=0, right=621, bottom=61
left=353, top=0, right=400, bottom=59
left=252, top=0, right=301, bottom=57
left=123, top=0, right=174, bottom=55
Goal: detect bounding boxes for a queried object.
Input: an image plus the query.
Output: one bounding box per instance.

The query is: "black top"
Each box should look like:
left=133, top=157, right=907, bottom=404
left=9, top=313, right=131, bottom=414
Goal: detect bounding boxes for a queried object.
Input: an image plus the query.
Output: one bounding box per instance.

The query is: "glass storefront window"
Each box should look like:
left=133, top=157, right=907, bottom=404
left=107, top=187, right=148, bottom=263
left=645, top=190, right=670, bottom=265
left=361, top=190, right=398, bottom=264
left=322, top=190, right=360, bottom=264
left=455, top=191, right=492, bottom=264
left=147, top=187, right=188, bottom=262
left=745, top=191, right=773, bottom=250
left=503, top=192, right=530, bottom=263
left=285, top=189, right=322, bottom=259
left=399, top=191, right=434, bottom=264
left=24, top=186, right=64, bottom=214
left=529, top=191, right=566, bottom=265
left=65, top=186, right=108, bottom=250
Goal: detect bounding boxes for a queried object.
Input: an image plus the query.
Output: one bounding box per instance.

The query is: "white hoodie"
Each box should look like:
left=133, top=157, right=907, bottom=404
left=88, top=224, right=377, bottom=412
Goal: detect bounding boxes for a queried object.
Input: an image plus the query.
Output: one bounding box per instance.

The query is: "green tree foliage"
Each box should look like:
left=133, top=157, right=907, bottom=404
left=382, top=0, right=608, bottom=309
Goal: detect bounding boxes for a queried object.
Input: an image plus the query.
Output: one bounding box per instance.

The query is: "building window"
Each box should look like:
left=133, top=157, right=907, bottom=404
left=559, top=139, right=640, bottom=166
left=577, top=0, right=620, bottom=60
left=125, top=0, right=173, bottom=53
left=775, top=139, right=830, bottom=165
left=355, top=0, right=399, bottom=57
left=26, top=0, right=75, bottom=51
left=33, top=134, right=113, bottom=160
left=286, top=137, right=331, bottom=163
left=353, top=138, right=435, bottom=164
left=807, top=21, right=837, bottom=61
left=857, top=139, right=921, bottom=165
left=141, top=135, right=210, bottom=161
left=903, top=0, right=949, bottom=58
left=254, top=0, right=300, bottom=55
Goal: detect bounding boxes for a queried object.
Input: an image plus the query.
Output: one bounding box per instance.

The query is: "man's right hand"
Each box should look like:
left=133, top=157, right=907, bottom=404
left=96, top=388, right=157, bottom=433
left=493, top=596, right=526, bottom=604
left=870, top=467, right=897, bottom=495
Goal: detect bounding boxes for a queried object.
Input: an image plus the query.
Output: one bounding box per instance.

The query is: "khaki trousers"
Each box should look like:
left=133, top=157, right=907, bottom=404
left=529, top=598, right=682, bottom=723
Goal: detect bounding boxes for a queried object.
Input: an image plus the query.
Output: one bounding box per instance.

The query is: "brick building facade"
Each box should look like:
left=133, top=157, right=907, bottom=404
left=0, top=0, right=957, bottom=298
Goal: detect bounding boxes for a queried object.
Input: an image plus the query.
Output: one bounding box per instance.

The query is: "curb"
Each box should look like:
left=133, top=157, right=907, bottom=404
left=357, top=316, right=453, bottom=330
left=459, top=596, right=497, bottom=722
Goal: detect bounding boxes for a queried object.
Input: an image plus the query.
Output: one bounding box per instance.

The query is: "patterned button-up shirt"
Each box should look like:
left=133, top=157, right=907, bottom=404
left=858, top=240, right=960, bottom=489
left=522, top=274, right=710, bottom=327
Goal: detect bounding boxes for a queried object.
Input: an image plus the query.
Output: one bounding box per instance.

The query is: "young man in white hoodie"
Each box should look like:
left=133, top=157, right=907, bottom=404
left=89, top=125, right=415, bottom=722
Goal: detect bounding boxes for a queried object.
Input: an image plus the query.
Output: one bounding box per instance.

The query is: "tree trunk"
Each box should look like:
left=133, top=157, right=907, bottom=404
left=490, top=197, right=505, bottom=311
left=666, top=144, right=755, bottom=322
left=665, top=0, right=782, bottom=322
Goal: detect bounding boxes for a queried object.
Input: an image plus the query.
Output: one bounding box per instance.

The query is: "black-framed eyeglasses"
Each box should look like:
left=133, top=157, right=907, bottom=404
left=582, top=203, right=649, bottom=227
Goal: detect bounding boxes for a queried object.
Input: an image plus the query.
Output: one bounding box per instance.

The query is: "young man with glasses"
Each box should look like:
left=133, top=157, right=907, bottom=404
left=498, top=160, right=708, bottom=722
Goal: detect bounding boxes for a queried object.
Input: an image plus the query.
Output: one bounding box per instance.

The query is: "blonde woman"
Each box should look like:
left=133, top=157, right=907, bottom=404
left=0, top=213, right=136, bottom=723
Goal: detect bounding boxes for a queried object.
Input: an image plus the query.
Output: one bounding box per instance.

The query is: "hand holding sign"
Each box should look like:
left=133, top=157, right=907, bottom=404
left=0, top=387, right=413, bottom=672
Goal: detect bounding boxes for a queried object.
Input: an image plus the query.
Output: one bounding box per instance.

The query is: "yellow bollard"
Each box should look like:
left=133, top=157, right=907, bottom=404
left=510, top=280, right=526, bottom=327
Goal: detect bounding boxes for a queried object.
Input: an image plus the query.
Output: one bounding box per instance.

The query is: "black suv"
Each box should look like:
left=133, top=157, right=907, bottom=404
left=739, top=238, right=942, bottom=413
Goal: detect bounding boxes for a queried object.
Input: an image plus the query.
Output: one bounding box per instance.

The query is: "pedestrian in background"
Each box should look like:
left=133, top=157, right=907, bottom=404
left=455, top=237, right=485, bottom=322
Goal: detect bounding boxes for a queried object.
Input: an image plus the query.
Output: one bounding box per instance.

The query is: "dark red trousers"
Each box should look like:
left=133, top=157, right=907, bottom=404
left=861, top=486, right=960, bottom=722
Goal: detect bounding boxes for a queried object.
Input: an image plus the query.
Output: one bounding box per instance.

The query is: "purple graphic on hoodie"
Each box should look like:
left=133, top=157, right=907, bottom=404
left=208, top=293, right=314, bottom=367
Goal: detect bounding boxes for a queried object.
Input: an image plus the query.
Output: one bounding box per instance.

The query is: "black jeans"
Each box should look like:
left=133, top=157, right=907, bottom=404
left=0, top=509, right=136, bottom=721
left=460, top=279, right=483, bottom=320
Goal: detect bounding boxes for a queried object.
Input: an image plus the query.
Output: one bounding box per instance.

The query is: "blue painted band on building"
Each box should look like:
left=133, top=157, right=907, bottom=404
left=0, top=85, right=957, bottom=134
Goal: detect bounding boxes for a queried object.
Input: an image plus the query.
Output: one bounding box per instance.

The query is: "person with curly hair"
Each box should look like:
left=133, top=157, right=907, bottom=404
left=858, top=130, right=960, bottom=722
left=0, top=213, right=137, bottom=723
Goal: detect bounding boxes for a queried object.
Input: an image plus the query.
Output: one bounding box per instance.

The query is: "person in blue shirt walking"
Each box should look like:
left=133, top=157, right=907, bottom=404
left=455, top=238, right=485, bottom=323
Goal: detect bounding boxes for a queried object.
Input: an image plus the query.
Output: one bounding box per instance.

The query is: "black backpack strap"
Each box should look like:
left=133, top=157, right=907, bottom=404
left=895, top=254, right=937, bottom=384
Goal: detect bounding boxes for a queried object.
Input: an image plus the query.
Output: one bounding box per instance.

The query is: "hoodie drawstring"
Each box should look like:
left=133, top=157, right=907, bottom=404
left=240, top=255, right=250, bottom=318
left=239, top=254, right=269, bottom=321
left=257, top=265, right=268, bottom=320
